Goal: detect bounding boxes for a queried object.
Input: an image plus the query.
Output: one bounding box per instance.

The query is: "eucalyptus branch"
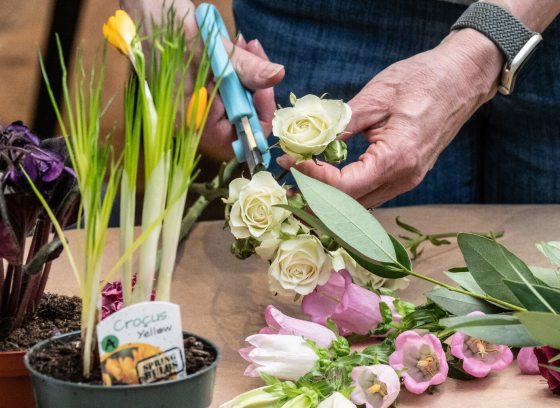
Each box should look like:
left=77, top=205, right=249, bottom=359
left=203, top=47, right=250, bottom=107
left=396, top=216, right=504, bottom=260
left=179, top=158, right=238, bottom=243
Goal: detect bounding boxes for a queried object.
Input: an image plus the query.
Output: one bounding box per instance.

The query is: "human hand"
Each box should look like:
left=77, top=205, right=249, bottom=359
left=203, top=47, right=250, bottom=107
left=120, top=0, right=284, bottom=162
left=277, top=29, right=503, bottom=208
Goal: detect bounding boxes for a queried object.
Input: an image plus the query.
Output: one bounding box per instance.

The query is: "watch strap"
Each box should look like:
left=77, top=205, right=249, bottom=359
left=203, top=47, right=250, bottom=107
left=451, top=2, right=535, bottom=67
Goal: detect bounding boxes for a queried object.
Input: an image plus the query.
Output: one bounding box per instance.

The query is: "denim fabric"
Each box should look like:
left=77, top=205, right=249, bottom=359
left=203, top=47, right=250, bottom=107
left=234, top=0, right=560, bottom=204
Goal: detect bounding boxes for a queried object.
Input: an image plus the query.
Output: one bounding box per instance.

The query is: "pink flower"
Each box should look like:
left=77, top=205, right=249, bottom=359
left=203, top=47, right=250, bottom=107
left=534, top=347, right=560, bottom=395
left=239, top=334, right=318, bottom=380
left=517, top=347, right=540, bottom=375
left=450, top=311, right=513, bottom=378
left=389, top=331, right=448, bottom=394
left=301, top=270, right=382, bottom=335
left=350, top=365, right=400, bottom=408
left=259, top=305, right=336, bottom=348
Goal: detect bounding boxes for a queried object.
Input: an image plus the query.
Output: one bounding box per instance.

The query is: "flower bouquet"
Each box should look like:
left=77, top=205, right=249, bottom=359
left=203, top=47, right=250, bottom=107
left=0, top=121, right=79, bottom=407
left=220, top=93, right=560, bottom=407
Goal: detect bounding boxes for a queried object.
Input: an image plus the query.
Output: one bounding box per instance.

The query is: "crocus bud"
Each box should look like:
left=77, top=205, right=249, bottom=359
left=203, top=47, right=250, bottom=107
left=323, top=140, right=347, bottom=164
left=102, top=10, right=136, bottom=57
left=187, top=86, right=208, bottom=130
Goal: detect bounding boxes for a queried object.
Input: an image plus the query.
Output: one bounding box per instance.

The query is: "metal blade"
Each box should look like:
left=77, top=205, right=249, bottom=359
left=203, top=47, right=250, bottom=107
left=239, top=116, right=264, bottom=175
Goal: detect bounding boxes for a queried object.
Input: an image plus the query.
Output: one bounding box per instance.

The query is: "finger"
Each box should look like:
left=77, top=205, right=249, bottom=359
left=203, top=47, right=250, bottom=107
left=245, top=39, right=277, bottom=136
left=224, top=39, right=285, bottom=90
left=276, top=151, right=385, bottom=199
left=236, top=33, right=248, bottom=48
left=344, top=81, right=393, bottom=138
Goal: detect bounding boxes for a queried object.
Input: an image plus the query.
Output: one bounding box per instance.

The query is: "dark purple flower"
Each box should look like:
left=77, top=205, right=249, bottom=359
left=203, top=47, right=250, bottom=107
left=2, top=121, right=40, bottom=147
left=534, top=347, right=560, bottom=395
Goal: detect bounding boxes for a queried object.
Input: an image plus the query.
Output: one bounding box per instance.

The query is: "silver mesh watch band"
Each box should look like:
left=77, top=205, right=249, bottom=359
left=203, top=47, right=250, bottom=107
left=450, top=2, right=543, bottom=95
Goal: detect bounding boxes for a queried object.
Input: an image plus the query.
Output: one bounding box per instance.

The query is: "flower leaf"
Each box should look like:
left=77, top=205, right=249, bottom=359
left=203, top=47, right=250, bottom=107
left=426, top=287, right=501, bottom=316
left=291, top=168, right=397, bottom=264
left=530, top=266, right=560, bottom=289
left=503, top=280, right=560, bottom=313
left=457, top=233, right=539, bottom=307
left=23, top=237, right=64, bottom=275
left=536, top=241, right=560, bottom=266
left=444, top=271, right=486, bottom=296
left=440, top=314, right=540, bottom=347
left=515, top=312, right=560, bottom=348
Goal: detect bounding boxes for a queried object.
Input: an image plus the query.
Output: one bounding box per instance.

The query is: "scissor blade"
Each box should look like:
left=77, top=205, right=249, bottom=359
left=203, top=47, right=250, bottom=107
left=238, top=116, right=265, bottom=175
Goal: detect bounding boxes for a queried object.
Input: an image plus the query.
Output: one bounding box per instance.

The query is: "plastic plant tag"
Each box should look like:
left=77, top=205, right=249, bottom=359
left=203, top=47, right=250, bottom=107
left=96, top=301, right=186, bottom=385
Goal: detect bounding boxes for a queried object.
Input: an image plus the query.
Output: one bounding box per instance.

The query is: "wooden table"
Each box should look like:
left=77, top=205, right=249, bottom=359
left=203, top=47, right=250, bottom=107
left=47, top=205, right=560, bottom=407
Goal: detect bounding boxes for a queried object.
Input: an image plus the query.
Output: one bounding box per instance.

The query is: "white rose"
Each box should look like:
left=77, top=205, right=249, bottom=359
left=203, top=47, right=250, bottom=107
left=224, top=172, right=289, bottom=240
left=255, top=216, right=309, bottom=261
left=268, top=235, right=332, bottom=296
left=272, top=94, right=351, bottom=161
left=330, top=248, right=410, bottom=291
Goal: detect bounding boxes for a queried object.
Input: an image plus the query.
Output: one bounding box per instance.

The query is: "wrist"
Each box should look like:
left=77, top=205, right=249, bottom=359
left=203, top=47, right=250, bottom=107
left=439, top=28, right=504, bottom=102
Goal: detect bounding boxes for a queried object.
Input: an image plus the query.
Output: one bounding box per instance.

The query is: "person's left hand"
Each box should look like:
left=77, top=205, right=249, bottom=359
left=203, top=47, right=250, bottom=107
left=277, top=29, right=503, bottom=207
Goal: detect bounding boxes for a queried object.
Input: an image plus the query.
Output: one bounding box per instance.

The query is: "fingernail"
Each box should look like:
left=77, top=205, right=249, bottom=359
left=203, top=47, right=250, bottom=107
left=237, top=32, right=246, bottom=46
left=276, top=155, right=289, bottom=168
left=260, top=63, right=284, bottom=80
left=253, top=38, right=263, bottom=52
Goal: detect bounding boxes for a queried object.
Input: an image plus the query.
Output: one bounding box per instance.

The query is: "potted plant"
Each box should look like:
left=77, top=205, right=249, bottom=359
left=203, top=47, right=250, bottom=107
left=0, top=121, right=79, bottom=407
left=23, top=7, right=226, bottom=407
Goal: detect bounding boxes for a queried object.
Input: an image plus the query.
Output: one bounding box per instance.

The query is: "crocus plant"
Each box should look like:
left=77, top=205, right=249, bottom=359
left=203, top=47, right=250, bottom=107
left=0, top=122, right=77, bottom=339
left=223, top=92, right=560, bottom=405
left=31, top=7, right=223, bottom=378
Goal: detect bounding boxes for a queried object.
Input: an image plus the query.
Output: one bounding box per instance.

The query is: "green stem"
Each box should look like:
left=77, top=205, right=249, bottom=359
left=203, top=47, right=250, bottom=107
left=407, top=270, right=526, bottom=312
left=179, top=159, right=238, bottom=243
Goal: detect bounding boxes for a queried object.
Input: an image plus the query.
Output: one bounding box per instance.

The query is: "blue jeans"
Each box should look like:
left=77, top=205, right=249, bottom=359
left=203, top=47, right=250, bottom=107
left=234, top=0, right=560, bottom=204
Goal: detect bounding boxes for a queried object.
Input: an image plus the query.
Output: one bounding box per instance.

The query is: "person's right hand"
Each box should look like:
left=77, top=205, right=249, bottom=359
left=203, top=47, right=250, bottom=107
left=120, top=0, right=284, bottom=162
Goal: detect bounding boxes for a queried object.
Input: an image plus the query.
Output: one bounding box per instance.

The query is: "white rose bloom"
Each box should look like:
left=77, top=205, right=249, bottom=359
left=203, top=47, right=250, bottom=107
left=330, top=248, right=409, bottom=291
left=318, top=393, right=357, bottom=408
left=272, top=94, right=351, bottom=161
left=268, top=235, right=332, bottom=296
left=224, top=172, right=289, bottom=240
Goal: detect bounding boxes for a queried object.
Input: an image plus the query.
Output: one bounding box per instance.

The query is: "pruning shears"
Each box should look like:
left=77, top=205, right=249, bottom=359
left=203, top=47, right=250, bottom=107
left=195, top=3, right=270, bottom=175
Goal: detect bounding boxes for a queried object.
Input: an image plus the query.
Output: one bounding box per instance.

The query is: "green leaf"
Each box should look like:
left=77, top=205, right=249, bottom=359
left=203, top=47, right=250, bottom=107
left=291, top=168, right=396, bottom=264
left=530, top=266, right=560, bottom=289
left=395, top=216, right=422, bottom=234
left=447, top=267, right=469, bottom=273
left=277, top=205, right=408, bottom=279
left=516, top=311, right=560, bottom=348
left=503, top=280, right=560, bottom=313
left=536, top=241, right=560, bottom=266
left=351, top=235, right=410, bottom=279
left=444, top=271, right=486, bottom=295
left=24, top=237, right=64, bottom=275
left=426, top=287, right=501, bottom=315
left=457, top=233, right=539, bottom=306
left=440, top=314, right=540, bottom=347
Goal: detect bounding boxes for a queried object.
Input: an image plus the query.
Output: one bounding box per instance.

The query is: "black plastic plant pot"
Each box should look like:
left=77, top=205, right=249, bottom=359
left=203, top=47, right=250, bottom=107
left=24, top=331, right=220, bottom=408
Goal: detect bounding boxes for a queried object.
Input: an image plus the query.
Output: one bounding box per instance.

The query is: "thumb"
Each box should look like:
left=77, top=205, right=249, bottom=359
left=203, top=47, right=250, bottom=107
left=224, top=39, right=285, bottom=90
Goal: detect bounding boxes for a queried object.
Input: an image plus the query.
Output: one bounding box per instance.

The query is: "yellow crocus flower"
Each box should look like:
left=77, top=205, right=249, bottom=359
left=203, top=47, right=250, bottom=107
left=102, top=10, right=136, bottom=57
left=187, top=86, right=208, bottom=130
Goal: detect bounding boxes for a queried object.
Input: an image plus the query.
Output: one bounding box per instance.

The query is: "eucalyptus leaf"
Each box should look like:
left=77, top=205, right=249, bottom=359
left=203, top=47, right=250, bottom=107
left=440, top=314, right=540, bottom=347
left=444, top=272, right=485, bottom=295
left=351, top=235, right=410, bottom=279
left=536, top=241, right=560, bottom=266
left=447, top=267, right=469, bottom=273
left=530, top=266, right=560, bottom=289
left=503, top=280, right=560, bottom=313
left=457, top=233, right=538, bottom=306
left=291, top=168, right=396, bottom=264
left=516, top=312, right=560, bottom=348
left=427, top=287, right=501, bottom=315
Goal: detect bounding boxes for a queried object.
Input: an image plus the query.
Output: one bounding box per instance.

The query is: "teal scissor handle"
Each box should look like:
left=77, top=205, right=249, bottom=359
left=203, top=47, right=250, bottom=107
left=195, top=3, right=270, bottom=168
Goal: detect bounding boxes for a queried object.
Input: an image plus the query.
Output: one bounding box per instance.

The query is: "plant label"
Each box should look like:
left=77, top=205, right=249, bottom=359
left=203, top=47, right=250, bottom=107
left=96, top=301, right=187, bottom=385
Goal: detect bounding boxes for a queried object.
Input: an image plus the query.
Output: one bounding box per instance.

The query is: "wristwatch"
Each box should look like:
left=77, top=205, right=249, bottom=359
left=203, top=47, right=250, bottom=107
left=451, top=2, right=543, bottom=95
